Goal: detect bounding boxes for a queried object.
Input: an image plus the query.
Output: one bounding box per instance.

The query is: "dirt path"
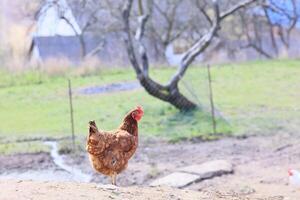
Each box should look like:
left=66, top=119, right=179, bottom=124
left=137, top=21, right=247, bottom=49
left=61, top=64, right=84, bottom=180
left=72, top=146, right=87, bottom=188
left=0, top=180, right=286, bottom=200
left=1, top=133, right=300, bottom=199
left=0, top=180, right=203, bottom=200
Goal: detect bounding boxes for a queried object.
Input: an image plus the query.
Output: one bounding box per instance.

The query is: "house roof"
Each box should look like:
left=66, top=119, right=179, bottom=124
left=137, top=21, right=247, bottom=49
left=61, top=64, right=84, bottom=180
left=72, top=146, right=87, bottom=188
left=35, top=0, right=81, bottom=36
left=31, top=35, right=102, bottom=63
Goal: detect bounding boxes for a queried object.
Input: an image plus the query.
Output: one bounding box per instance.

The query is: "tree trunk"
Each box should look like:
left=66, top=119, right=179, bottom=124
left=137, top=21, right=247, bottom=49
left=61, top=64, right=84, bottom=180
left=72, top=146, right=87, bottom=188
left=139, top=76, right=197, bottom=110
left=167, top=91, right=197, bottom=111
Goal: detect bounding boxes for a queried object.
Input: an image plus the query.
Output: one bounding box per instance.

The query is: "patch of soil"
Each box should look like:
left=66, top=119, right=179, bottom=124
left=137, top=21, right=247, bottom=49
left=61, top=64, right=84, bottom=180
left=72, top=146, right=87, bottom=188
left=0, top=153, right=55, bottom=173
left=78, top=81, right=141, bottom=95
left=1, top=133, right=300, bottom=199
left=66, top=134, right=300, bottom=199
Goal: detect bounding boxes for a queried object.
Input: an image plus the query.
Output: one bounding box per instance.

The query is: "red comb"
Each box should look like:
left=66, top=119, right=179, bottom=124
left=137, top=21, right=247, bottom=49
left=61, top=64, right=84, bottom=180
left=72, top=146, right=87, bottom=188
left=136, top=106, right=143, bottom=111
left=288, top=169, right=293, bottom=176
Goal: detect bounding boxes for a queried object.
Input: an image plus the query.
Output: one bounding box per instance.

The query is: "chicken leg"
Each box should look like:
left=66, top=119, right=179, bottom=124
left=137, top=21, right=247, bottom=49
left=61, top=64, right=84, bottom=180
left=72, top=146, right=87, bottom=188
left=111, top=173, right=117, bottom=185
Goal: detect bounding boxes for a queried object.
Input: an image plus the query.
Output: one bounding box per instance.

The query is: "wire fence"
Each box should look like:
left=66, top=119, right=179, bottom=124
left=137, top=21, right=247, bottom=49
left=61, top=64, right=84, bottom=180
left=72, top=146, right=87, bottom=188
left=1, top=59, right=299, bottom=157
left=0, top=64, right=231, bottom=149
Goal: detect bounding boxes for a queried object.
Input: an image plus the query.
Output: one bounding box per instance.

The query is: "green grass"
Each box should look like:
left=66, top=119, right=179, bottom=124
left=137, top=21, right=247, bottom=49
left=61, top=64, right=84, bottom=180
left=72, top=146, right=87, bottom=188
left=183, top=60, right=300, bottom=134
left=0, top=59, right=300, bottom=150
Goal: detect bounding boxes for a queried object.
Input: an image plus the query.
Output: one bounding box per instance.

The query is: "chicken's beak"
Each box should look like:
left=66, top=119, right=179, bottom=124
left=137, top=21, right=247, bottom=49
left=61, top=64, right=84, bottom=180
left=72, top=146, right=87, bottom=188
left=133, top=106, right=144, bottom=121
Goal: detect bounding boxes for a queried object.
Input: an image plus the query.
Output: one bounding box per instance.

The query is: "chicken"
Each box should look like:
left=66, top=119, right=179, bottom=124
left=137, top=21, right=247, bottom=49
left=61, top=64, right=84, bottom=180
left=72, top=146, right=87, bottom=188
left=86, top=106, right=144, bottom=185
left=289, top=169, right=300, bottom=189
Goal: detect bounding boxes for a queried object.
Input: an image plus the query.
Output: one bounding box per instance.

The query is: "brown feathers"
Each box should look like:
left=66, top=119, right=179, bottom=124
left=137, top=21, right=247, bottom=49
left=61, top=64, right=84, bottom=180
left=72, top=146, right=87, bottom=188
left=86, top=106, right=143, bottom=184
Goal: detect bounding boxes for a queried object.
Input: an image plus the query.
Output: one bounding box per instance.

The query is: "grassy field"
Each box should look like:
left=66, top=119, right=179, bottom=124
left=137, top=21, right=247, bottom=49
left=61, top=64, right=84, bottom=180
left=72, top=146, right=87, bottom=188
left=0, top=59, right=300, bottom=153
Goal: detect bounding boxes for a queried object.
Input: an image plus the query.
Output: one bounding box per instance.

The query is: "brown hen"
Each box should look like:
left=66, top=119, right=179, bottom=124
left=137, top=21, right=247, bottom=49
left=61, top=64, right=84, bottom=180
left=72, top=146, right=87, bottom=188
left=86, top=106, right=143, bottom=185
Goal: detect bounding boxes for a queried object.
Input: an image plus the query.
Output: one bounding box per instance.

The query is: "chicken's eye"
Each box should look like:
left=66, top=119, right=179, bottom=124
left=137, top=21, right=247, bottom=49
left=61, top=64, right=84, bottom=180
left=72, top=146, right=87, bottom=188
left=131, top=112, right=136, bottom=118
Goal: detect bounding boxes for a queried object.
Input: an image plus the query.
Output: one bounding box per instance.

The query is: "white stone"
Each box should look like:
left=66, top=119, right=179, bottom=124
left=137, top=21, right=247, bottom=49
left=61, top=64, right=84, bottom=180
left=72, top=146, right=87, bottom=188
left=179, top=160, right=233, bottom=179
left=150, top=172, right=200, bottom=188
left=96, top=184, right=118, bottom=190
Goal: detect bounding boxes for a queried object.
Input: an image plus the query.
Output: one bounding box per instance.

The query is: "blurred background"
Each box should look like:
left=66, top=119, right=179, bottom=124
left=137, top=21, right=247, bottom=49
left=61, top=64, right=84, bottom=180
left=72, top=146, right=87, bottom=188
left=0, top=0, right=300, bottom=197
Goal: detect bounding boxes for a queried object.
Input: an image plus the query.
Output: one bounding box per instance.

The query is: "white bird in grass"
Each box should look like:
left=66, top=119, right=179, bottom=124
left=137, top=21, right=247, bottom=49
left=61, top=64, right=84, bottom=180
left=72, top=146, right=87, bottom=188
left=288, top=169, right=300, bottom=189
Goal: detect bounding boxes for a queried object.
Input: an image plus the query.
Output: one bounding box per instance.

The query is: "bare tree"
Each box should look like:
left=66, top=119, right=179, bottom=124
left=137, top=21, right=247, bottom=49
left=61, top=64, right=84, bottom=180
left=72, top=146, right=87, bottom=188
left=146, top=0, right=187, bottom=58
left=238, top=11, right=275, bottom=59
left=122, top=0, right=256, bottom=111
left=264, top=0, right=299, bottom=49
left=235, top=0, right=300, bottom=58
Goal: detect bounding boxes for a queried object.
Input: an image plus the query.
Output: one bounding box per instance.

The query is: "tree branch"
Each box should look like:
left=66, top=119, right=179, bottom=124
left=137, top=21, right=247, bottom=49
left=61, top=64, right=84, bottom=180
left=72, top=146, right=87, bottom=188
left=240, top=12, right=273, bottom=59
left=248, top=43, right=273, bottom=58
left=168, top=0, right=221, bottom=88
left=194, top=0, right=213, bottom=26
left=135, top=14, right=150, bottom=76
left=152, top=1, right=183, bottom=46
left=122, top=0, right=167, bottom=92
left=84, top=40, right=105, bottom=59
left=262, top=6, right=278, bottom=55
left=167, top=0, right=257, bottom=88
left=122, top=0, right=142, bottom=75
left=220, top=0, right=257, bottom=20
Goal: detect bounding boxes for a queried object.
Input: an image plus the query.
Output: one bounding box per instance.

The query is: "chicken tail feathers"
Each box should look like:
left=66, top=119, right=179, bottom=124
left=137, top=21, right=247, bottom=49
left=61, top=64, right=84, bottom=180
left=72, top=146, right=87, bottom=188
left=89, top=120, right=99, bottom=135
left=87, top=121, right=105, bottom=155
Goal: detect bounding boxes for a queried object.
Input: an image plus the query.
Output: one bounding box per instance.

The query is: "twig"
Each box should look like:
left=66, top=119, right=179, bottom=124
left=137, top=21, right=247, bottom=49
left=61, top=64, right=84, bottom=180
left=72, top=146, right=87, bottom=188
left=274, top=144, right=293, bottom=152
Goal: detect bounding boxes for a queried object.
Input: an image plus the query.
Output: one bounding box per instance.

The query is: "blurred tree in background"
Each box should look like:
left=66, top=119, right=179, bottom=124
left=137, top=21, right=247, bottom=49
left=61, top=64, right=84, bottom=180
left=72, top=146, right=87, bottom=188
left=0, top=0, right=299, bottom=110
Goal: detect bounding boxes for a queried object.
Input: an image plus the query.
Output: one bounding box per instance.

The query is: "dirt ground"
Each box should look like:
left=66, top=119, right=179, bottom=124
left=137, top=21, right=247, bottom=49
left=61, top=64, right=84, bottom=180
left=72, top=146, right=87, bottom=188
left=1, top=133, right=300, bottom=199
left=0, top=179, right=271, bottom=200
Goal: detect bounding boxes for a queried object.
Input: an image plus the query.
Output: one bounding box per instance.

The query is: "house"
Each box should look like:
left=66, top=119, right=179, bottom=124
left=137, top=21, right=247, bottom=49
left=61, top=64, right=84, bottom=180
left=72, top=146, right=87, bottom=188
left=29, top=0, right=129, bottom=65
left=34, top=0, right=81, bottom=36
left=29, top=0, right=101, bottom=64
left=30, top=35, right=103, bottom=64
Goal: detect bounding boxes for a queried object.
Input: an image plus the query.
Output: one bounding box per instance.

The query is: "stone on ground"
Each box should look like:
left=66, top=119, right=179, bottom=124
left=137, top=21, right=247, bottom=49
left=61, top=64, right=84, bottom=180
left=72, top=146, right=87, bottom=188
left=179, top=160, right=233, bottom=179
left=96, top=184, right=118, bottom=190
left=150, top=172, right=200, bottom=188
left=150, top=160, right=233, bottom=188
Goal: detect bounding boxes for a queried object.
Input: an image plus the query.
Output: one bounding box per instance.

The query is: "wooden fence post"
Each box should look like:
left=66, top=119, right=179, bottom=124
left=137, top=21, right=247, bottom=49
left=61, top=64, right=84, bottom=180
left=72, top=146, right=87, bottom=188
left=68, top=79, right=75, bottom=150
left=207, top=64, right=217, bottom=134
